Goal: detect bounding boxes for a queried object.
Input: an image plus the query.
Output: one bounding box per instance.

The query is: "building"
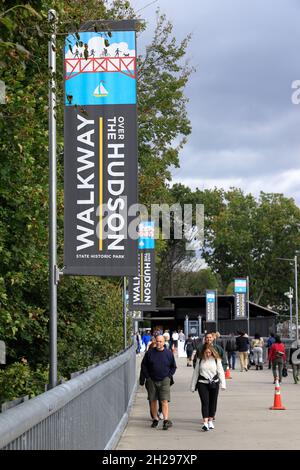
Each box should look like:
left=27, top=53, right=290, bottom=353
left=141, top=295, right=278, bottom=337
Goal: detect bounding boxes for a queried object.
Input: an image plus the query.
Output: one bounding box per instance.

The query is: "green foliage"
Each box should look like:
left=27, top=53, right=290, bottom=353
left=0, top=0, right=124, bottom=402
left=172, top=268, right=222, bottom=297
left=137, top=12, right=193, bottom=206
left=57, top=277, right=124, bottom=375
left=0, top=361, right=48, bottom=405
left=203, top=189, right=300, bottom=306
left=157, top=184, right=300, bottom=310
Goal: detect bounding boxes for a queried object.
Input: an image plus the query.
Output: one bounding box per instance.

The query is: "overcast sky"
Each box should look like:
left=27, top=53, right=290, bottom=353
left=131, top=0, right=300, bottom=205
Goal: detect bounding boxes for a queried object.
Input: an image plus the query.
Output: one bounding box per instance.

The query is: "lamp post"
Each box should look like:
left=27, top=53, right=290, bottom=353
left=277, top=256, right=298, bottom=342
left=284, top=287, right=293, bottom=338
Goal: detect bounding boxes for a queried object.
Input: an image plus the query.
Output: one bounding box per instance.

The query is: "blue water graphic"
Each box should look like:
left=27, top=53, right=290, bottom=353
left=65, top=71, right=136, bottom=106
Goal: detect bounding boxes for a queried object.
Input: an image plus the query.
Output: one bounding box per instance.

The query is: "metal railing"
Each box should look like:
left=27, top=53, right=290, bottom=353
left=0, top=345, right=136, bottom=450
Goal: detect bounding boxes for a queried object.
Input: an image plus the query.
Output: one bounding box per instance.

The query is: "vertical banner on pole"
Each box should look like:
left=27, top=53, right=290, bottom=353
left=63, top=20, right=138, bottom=276
left=206, top=290, right=217, bottom=322
left=234, top=278, right=247, bottom=319
left=128, top=221, right=156, bottom=311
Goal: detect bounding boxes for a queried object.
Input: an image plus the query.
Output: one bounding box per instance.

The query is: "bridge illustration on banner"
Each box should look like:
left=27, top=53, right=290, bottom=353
left=64, top=56, right=136, bottom=81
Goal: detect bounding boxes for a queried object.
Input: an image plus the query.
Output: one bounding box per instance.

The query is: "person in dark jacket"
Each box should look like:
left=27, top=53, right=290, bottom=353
left=141, top=335, right=177, bottom=430
left=267, top=333, right=275, bottom=369
left=236, top=331, right=250, bottom=372
left=184, top=335, right=195, bottom=367
left=225, top=333, right=237, bottom=370
left=140, top=341, right=163, bottom=420
left=193, top=332, right=228, bottom=371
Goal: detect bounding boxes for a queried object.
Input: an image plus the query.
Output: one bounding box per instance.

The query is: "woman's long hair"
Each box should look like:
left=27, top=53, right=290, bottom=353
left=199, top=343, right=220, bottom=361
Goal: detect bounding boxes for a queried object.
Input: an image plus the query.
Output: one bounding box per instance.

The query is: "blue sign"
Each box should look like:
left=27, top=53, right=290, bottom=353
left=206, top=290, right=217, bottom=322
left=234, top=278, right=248, bottom=319
left=64, top=30, right=136, bottom=106
left=206, top=292, right=216, bottom=303
left=138, top=221, right=155, bottom=250
left=234, top=278, right=247, bottom=293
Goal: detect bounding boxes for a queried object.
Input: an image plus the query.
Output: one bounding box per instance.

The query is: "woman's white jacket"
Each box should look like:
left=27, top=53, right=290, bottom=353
left=190, top=357, right=226, bottom=392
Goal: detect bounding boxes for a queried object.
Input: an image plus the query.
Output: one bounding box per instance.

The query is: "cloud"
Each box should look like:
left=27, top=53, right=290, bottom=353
left=65, top=35, right=135, bottom=58
left=133, top=0, right=300, bottom=204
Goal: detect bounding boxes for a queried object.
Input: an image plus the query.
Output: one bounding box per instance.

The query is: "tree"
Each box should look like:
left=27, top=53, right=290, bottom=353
left=137, top=12, right=193, bottom=206
left=157, top=184, right=300, bottom=310
left=202, top=189, right=300, bottom=307
left=156, top=184, right=224, bottom=303
left=171, top=268, right=222, bottom=296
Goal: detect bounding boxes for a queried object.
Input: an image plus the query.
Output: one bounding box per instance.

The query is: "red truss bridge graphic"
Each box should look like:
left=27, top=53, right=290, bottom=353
left=64, top=56, right=136, bottom=81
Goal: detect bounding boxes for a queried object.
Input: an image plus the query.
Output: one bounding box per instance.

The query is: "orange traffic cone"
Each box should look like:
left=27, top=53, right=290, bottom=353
left=269, top=378, right=286, bottom=410
left=225, top=367, right=232, bottom=379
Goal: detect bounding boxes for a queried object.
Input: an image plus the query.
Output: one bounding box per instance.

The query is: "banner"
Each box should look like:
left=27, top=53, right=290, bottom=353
left=234, top=278, right=247, bottom=319
left=206, top=290, right=217, bottom=322
left=64, top=20, right=138, bottom=276
left=128, top=222, right=156, bottom=311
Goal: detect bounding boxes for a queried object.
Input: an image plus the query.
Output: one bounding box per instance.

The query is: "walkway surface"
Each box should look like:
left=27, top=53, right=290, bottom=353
left=117, top=356, right=300, bottom=450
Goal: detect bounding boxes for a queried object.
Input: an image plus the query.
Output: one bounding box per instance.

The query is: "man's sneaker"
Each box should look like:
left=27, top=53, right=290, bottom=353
left=163, top=419, right=172, bottom=430
left=208, top=420, right=214, bottom=429
left=151, top=419, right=159, bottom=428
left=201, top=424, right=209, bottom=432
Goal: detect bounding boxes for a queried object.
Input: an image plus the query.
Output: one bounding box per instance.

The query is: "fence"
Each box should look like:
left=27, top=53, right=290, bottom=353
left=0, top=345, right=136, bottom=450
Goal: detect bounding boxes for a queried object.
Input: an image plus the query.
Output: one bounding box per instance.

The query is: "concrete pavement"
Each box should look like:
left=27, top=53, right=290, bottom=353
left=117, top=356, right=300, bottom=450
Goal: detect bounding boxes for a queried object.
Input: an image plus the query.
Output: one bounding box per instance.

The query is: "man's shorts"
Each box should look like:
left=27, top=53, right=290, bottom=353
left=146, top=377, right=171, bottom=402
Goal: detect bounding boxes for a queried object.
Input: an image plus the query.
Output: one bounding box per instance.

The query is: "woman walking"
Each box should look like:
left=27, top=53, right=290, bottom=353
left=251, top=333, right=264, bottom=370
left=191, top=343, right=226, bottom=431
left=184, top=334, right=195, bottom=367
left=268, top=335, right=286, bottom=384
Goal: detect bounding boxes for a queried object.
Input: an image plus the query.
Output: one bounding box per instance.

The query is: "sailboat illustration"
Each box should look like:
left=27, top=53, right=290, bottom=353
left=93, top=81, right=108, bottom=97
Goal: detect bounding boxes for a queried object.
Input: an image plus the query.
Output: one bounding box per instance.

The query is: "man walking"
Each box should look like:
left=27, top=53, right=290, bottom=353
left=225, top=332, right=237, bottom=370
left=141, top=335, right=177, bottom=430
left=236, top=331, right=250, bottom=372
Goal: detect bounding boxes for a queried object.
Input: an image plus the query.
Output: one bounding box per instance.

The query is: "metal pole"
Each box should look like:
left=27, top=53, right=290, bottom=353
left=215, top=289, right=218, bottom=333
left=48, top=9, right=57, bottom=389
left=247, top=276, right=250, bottom=336
left=295, top=256, right=299, bottom=342
left=123, top=276, right=127, bottom=349
left=184, top=315, right=189, bottom=338
left=289, top=287, right=293, bottom=339
left=198, top=315, right=202, bottom=336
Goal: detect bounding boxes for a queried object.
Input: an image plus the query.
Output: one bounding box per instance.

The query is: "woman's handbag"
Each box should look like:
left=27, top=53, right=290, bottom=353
left=282, top=365, right=288, bottom=377
left=199, top=373, right=219, bottom=390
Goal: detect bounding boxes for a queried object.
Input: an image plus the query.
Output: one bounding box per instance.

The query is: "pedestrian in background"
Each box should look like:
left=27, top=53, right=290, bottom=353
left=184, top=334, right=194, bottom=367
left=136, top=331, right=142, bottom=355
left=236, top=331, right=250, bottom=372
left=172, top=330, right=179, bottom=353
left=268, top=335, right=286, bottom=384
left=163, top=330, right=170, bottom=349
left=142, top=330, right=151, bottom=350
left=290, top=339, right=300, bottom=384
left=178, top=330, right=186, bottom=342
left=251, top=333, right=264, bottom=370
left=191, top=343, right=226, bottom=431
left=147, top=336, right=157, bottom=351
left=267, top=333, right=275, bottom=369
left=225, top=332, right=237, bottom=370
left=194, top=332, right=227, bottom=372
